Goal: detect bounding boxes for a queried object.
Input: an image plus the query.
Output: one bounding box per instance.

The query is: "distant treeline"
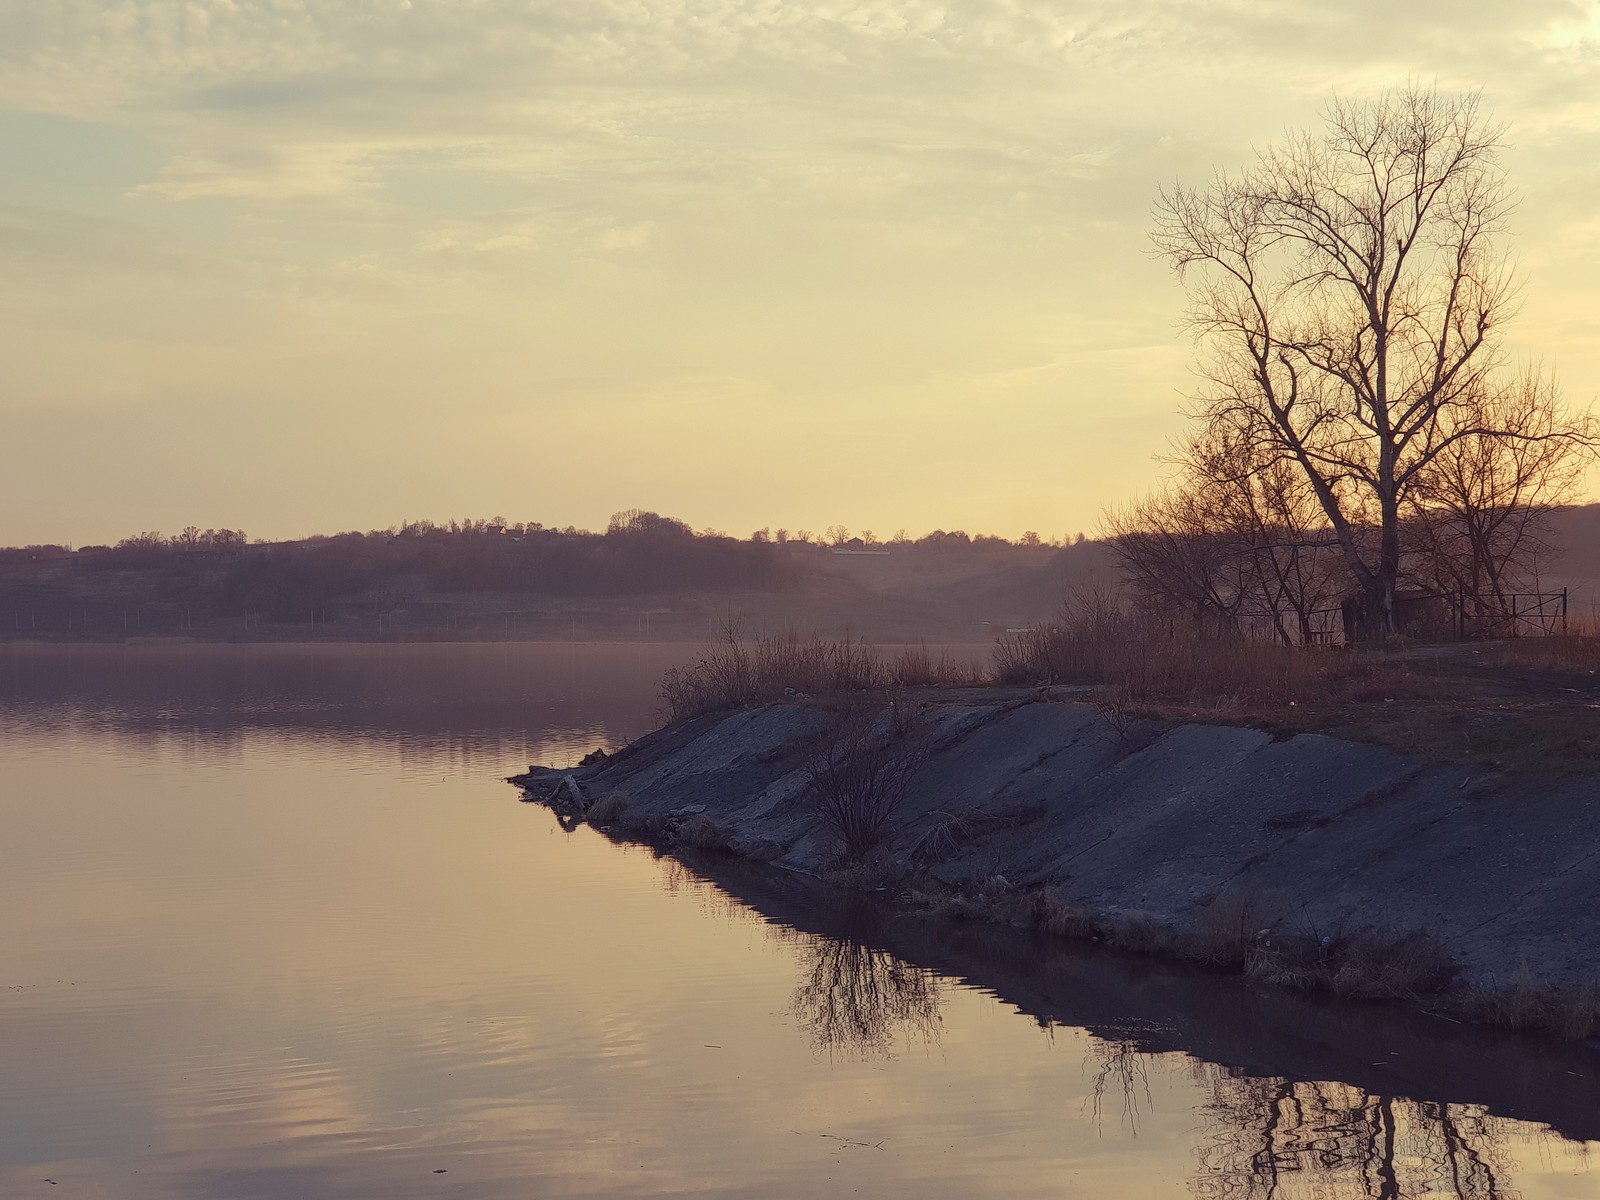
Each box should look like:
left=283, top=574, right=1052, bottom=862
left=0, top=511, right=1090, bottom=642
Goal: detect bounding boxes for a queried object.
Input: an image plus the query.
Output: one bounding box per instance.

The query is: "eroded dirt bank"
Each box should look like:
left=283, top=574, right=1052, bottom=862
left=511, top=693, right=1600, bottom=1011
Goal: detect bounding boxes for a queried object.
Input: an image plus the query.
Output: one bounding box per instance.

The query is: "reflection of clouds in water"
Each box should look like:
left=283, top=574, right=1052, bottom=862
left=0, top=642, right=678, bottom=770
left=1191, top=1070, right=1519, bottom=1200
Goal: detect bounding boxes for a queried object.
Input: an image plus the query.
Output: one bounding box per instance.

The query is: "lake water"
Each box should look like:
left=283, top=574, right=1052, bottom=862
left=1, top=642, right=1597, bottom=1199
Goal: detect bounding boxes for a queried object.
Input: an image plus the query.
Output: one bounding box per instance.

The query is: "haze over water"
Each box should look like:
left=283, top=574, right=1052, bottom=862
left=1, top=642, right=1596, bottom=1198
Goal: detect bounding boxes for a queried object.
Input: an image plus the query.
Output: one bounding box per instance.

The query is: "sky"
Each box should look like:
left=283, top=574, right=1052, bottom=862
left=4, top=1, right=1600, bottom=546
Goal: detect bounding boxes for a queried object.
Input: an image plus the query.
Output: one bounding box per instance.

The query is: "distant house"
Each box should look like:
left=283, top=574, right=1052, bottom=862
left=832, top=537, right=890, bottom=557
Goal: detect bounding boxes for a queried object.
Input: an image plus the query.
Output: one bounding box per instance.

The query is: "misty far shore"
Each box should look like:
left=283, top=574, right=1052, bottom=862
left=6, top=503, right=1600, bottom=647
left=0, top=513, right=1110, bottom=645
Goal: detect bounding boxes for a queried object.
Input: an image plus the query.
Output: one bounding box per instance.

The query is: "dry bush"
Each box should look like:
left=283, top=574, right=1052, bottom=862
left=1457, top=975, right=1600, bottom=1039
left=889, top=642, right=988, bottom=689
left=1245, top=929, right=1458, bottom=1000
left=659, top=627, right=763, bottom=718
left=909, top=804, right=1044, bottom=867
left=1483, top=613, right=1600, bottom=673
left=919, top=891, right=991, bottom=922
left=994, top=595, right=1320, bottom=706
left=1024, top=886, right=1102, bottom=939
left=806, top=702, right=929, bottom=860
left=1182, top=896, right=1268, bottom=968
left=1108, top=912, right=1172, bottom=954
left=676, top=813, right=731, bottom=852
left=585, top=791, right=630, bottom=825
left=1326, top=932, right=1458, bottom=999
left=661, top=628, right=981, bottom=721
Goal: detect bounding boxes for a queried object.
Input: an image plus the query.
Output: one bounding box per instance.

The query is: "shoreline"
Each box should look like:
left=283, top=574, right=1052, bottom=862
left=511, top=694, right=1600, bottom=1045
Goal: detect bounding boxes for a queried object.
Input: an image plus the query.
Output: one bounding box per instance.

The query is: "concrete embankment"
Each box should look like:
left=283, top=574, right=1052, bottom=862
left=512, top=693, right=1600, bottom=997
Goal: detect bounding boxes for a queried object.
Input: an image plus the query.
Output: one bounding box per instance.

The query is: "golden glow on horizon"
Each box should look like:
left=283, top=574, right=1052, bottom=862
left=3, top=2, right=1600, bottom=544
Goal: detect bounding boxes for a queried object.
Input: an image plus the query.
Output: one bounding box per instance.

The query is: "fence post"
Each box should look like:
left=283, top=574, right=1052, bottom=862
left=1563, top=588, right=1569, bottom=636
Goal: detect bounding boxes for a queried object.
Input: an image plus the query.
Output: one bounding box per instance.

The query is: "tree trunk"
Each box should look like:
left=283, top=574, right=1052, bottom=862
left=1365, top=493, right=1402, bottom=641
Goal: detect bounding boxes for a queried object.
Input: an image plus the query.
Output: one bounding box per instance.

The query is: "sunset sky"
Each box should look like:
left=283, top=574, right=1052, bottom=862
left=5, top=1, right=1600, bottom=546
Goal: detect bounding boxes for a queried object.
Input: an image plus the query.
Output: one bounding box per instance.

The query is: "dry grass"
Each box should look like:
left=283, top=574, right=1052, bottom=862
left=1481, top=621, right=1600, bottom=672
left=676, top=813, right=732, bottom=852
left=1242, top=929, right=1459, bottom=1000
left=994, top=597, right=1324, bottom=705
left=889, top=642, right=988, bottom=689
left=585, top=790, right=630, bottom=825
left=1020, top=888, right=1462, bottom=1006
left=1023, top=887, right=1103, bottom=939
left=1107, top=911, right=1172, bottom=954
left=661, top=627, right=985, bottom=720
left=1455, top=968, right=1600, bottom=1040
left=915, top=890, right=992, bottom=922
left=1182, top=896, right=1268, bottom=968
left=908, top=803, right=1044, bottom=867
left=994, top=598, right=1600, bottom=774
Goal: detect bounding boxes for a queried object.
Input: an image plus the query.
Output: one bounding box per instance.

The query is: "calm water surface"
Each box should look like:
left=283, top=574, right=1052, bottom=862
left=1, top=642, right=1596, bottom=1198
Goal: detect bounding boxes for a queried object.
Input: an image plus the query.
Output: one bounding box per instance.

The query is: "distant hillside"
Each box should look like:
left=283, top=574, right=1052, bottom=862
left=8, top=502, right=1588, bottom=644
left=1546, top=503, right=1600, bottom=608
left=0, top=517, right=1113, bottom=644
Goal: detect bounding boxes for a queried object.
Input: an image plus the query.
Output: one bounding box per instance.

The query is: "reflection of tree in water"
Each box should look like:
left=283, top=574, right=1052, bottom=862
left=655, top=858, right=762, bottom=924
left=790, top=934, right=944, bottom=1058
left=1088, top=1038, right=1154, bottom=1135
left=1191, top=1068, right=1519, bottom=1200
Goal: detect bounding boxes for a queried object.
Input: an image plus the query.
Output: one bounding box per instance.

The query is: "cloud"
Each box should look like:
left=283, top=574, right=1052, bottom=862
left=3, top=1, right=1600, bottom=540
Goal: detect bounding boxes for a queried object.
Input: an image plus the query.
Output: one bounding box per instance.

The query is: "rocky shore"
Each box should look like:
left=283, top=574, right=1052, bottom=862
left=510, top=691, right=1600, bottom=1037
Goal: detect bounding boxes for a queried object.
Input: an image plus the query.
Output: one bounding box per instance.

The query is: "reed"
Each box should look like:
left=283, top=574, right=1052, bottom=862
left=661, top=627, right=984, bottom=720
left=995, top=600, right=1321, bottom=705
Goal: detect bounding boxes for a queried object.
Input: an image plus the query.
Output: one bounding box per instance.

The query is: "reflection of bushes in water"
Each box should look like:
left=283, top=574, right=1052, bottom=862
left=1191, top=1068, right=1517, bottom=1200
left=653, top=858, right=761, bottom=925
left=791, top=934, right=944, bottom=1058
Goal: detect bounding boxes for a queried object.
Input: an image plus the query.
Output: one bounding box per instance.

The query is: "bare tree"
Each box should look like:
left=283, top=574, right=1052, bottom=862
left=1153, top=87, right=1594, bottom=639
left=1409, top=369, right=1589, bottom=628
left=1106, top=427, right=1344, bottom=645
left=1105, top=483, right=1255, bottom=632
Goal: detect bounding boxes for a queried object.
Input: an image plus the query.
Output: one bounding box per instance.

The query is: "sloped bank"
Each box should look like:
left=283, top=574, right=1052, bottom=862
left=510, top=693, right=1600, bottom=1037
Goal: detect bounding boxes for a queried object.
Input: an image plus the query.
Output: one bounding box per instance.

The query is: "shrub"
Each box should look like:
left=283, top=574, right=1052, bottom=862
left=806, top=702, right=928, bottom=860
left=586, top=791, right=630, bottom=825
left=1107, top=911, right=1171, bottom=954
left=1024, top=886, right=1102, bottom=939
left=889, top=642, right=987, bottom=689
left=661, top=626, right=983, bottom=720
left=1457, top=975, right=1600, bottom=1039
left=676, top=813, right=731, bottom=852
left=995, top=595, right=1317, bottom=705
left=1244, top=928, right=1458, bottom=999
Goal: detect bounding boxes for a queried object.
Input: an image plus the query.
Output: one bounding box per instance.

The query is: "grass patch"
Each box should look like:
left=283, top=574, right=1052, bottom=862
left=1023, top=887, right=1103, bottom=939
left=908, top=804, right=1045, bottom=868
left=585, top=790, right=630, bottom=825
left=1457, top=975, right=1600, bottom=1040
left=661, top=626, right=985, bottom=720
left=996, top=597, right=1600, bottom=774
left=676, top=813, right=732, bottom=853
left=994, top=597, right=1322, bottom=705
